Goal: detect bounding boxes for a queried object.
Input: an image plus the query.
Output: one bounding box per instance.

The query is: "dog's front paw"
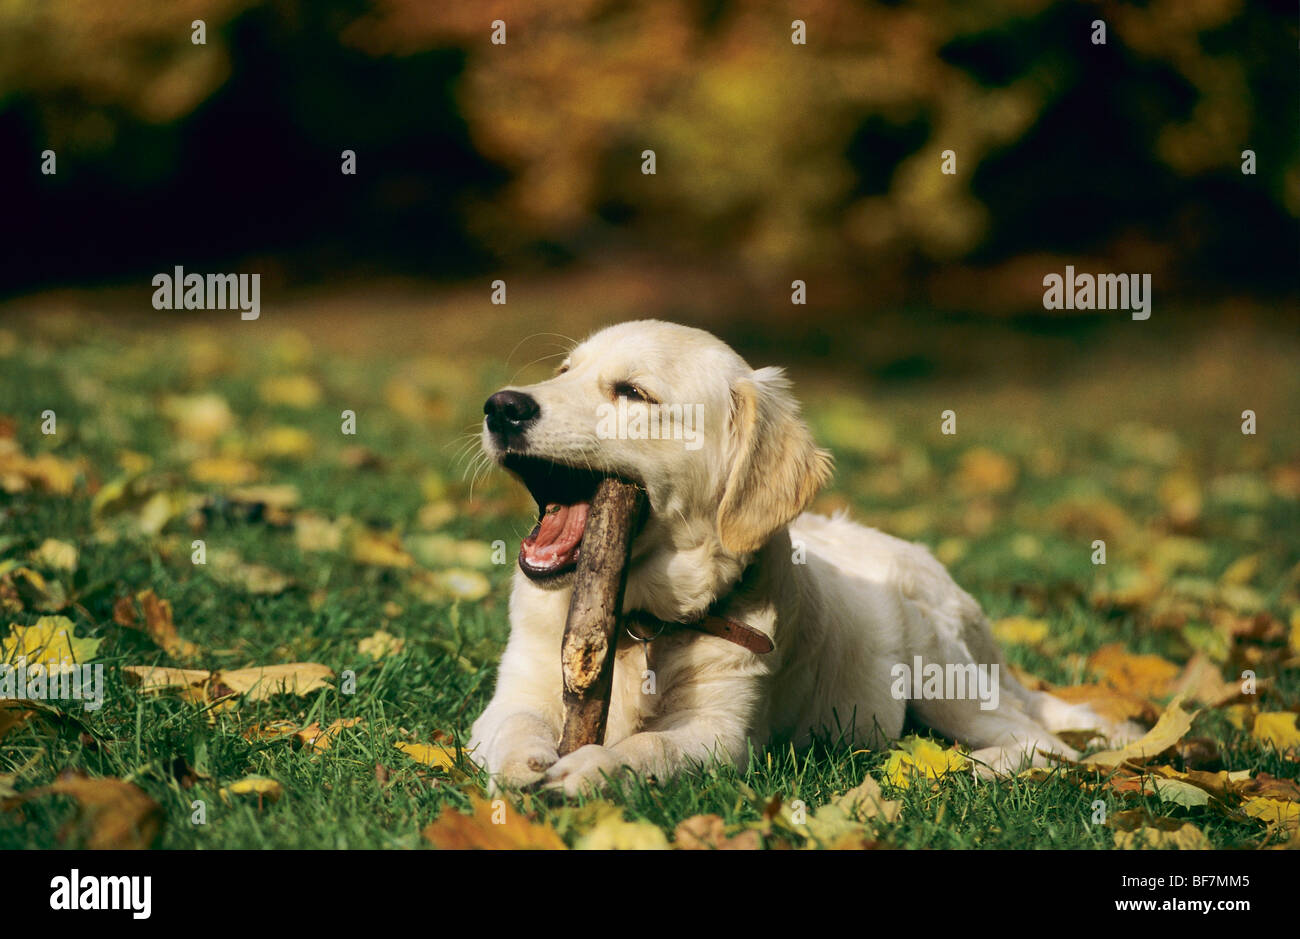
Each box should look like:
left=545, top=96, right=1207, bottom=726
left=469, top=734, right=559, bottom=793
left=541, top=744, right=629, bottom=797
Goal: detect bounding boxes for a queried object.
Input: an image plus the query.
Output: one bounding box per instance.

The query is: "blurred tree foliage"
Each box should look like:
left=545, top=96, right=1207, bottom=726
left=2, top=0, right=1295, bottom=302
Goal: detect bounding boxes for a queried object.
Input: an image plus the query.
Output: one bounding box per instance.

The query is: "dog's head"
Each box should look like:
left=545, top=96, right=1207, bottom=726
left=481, top=320, right=832, bottom=616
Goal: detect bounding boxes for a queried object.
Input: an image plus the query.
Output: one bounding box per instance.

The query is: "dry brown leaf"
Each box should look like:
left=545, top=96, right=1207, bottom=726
left=1238, top=773, right=1300, bottom=802
left=1172, top=736, right=1222, bottom=769
left=242, top=720, right=299, bottom=741
left=294, top=511, right=348, bottom=552
left=111, top=595, right=138, bottom=627
left=296, top=717, right=363, bottom=754
left=674, top=814, right=762, bottom=850
left=1167, top=653, right=1243, bottom=707
left=0, top=439, right=81, bottom=495
left=422, top=795, right=566, bottom=850
left=116, top=589, right=201, bottom=659
left=124, top=663, right=332, bottom=703
left=18, top=773, right=162, bottom=849
left=834, top=773, right=903, bottom=825
left=339, top=445, right=386, bottom=471
left=137, top=590, right=200, bottom=658
left=1087, top=643, right=1180, bottom=700
left=215, top=663, right=334, bottom=701
left=1114, top=822, right=1210, bottom=850
left=122, top=665, right=212, bottom=693
left=210, top=550, right=293, bottom=595
left=0, top=700, right=36, bottom=740
left=1168, top=766, right=1252, bottom=799
left=1048, top=683, right=1159, bottom=724
left=953, top=447, right=1018, bottom=495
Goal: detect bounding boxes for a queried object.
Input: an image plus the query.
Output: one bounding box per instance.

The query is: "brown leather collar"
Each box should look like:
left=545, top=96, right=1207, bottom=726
left=626, top=610, right=774, bottom=654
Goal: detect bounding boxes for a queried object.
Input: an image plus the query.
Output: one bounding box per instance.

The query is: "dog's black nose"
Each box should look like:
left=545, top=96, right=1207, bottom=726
left=484, top=390, right=540, bottom=436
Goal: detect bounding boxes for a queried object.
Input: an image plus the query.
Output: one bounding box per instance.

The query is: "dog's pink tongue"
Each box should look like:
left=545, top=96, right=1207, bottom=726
left=522, top=501, right=591, bottom=569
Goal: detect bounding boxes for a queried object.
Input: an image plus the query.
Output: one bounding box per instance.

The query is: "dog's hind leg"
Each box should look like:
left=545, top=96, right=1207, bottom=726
left=909, top=692, right=1079, bottom=778
left=998, top=669, right=1147, bottom=747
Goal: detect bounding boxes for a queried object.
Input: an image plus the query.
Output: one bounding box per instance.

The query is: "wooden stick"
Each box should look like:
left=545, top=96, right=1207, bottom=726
left=557, top=477, right=647, bottom=756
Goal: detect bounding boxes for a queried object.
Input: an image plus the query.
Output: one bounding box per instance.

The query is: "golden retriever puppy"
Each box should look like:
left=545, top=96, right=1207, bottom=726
left=468, top=320, right=1139, bottom=795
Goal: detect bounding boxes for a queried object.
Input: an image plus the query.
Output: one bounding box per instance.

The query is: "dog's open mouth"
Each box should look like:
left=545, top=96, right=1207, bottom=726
left=504, top=455, right=606, bottom=580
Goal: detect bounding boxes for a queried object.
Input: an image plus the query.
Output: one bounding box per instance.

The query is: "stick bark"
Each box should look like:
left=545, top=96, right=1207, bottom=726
left=557, top=477, right=647, bottom=756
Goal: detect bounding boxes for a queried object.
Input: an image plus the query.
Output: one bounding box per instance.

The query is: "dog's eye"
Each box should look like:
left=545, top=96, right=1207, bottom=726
left=613, top=381, right=649, bottom=402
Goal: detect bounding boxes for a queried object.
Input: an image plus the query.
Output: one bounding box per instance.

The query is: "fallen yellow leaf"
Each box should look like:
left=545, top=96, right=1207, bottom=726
left=1220, top=553, right=1261, bottom=586
left=883, top=736, right=969, bottom=788
left=1224, top=703, right=1257, bottom=732
left=359, top=630, right=405, bottom=659
left=258, top=374, right=322, bottom=408
left=297, top=717, right=363, bottom=754
left=220, top=775, right=284, bottom=804
left=396, top=741, right=456, bottom=769
left=29, top=539, right=77, bottom=573
left=992, top=616, right=1049, bottom=645
left=1241, top=798, right=1300, bottom=832
left=574, top=803, right=669, bottom=850
left=163, top=393, right=233, bottom=442
left=189, top=456, right=259, bottom=485
left=1252, top=712, right=1300, bottom=756
left=351, top=531, right=414, bottom=569
left=1084, top=696, right=1197, bottom=767
left=1, top=616, right=102, bottom=668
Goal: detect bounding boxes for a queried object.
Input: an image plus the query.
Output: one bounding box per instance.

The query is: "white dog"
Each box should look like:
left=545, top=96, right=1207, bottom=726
left=468, top=320, right=1137, bottom=795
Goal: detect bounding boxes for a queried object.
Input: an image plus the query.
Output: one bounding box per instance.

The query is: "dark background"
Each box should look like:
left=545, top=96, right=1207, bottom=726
left=2, top=0, right=1295, bottom=329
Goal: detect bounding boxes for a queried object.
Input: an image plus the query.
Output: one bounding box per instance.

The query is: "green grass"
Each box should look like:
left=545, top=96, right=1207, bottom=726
left=0, top=310, right=1297, bottom=849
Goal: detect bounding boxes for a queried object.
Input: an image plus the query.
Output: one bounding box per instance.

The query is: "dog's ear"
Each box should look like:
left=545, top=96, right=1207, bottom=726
left=717, top=367, right=833, bottom=554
